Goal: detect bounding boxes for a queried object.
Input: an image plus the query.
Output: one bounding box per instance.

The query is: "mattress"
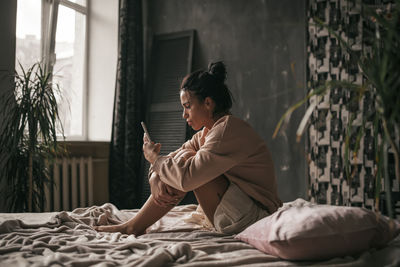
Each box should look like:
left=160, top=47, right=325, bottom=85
left=1, top=203, right=399, bottom=266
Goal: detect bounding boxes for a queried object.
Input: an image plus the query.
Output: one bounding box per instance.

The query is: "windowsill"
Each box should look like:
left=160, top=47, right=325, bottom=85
left=58, top=140, right=110, bottom=158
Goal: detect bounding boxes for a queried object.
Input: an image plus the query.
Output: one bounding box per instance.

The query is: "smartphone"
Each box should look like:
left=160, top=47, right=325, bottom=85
left=141, top=121, right=153, bottom=142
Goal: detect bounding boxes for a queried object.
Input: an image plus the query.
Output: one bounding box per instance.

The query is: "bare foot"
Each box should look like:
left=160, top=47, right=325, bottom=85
left=93, top=223, right=144, bottom=236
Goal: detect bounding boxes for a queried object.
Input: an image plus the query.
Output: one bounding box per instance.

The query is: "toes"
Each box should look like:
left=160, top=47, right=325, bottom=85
left=94, top=225, right=121, bottom=233
left=94, top=225, right=109, bottom=232
left=92, top=224, right=134, bottom=234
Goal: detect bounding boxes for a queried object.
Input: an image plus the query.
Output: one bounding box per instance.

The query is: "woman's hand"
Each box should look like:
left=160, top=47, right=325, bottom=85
left=143, top=134, right=161, bottom=164
left=149, top=172, right=185, bottom=207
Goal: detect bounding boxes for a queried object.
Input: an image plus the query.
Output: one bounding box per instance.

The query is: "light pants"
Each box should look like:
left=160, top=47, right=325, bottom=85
left=214, top=182, right=269, bottom=235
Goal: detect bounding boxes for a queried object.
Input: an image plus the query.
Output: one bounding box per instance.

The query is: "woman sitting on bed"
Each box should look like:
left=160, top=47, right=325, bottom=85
left=95, top=61, right=282, bottom=235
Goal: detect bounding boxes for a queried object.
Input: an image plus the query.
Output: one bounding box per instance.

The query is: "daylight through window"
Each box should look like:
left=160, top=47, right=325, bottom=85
left=15, top=0, right=87, bottom=139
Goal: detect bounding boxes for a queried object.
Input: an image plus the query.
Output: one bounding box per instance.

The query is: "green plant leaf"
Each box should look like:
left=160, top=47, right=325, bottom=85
left=0, top=62, right=65, bottom=212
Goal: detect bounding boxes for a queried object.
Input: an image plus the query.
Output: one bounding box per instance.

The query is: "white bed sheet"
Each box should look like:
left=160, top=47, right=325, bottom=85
left=1, top=203, right=399, bottom=267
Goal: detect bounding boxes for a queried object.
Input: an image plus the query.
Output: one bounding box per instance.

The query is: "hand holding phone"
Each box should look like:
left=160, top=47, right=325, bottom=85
left=141, top=121, right=161, bottom=164
left=141, top=121, right=153, bottom=143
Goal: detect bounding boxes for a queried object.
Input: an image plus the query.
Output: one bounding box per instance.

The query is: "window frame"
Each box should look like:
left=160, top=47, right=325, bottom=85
left=41, top=0, right=89, bottom=141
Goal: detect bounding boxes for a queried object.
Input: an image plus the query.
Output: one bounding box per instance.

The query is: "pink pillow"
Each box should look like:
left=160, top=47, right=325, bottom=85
left=236, top=198, right=400, bottom=260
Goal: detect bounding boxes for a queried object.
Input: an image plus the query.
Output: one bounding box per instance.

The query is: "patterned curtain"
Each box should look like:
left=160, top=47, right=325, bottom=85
left=307, top=0, right=399, bottom=212
left=109, top=0, right=144, bottom=209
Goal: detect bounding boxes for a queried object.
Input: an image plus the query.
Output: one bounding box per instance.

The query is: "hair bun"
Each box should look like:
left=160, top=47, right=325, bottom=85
left=208, top=61, right=227, bottom=84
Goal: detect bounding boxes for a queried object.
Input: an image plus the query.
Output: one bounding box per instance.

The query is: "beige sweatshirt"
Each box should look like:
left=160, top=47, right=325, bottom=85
left=152, top=115, right=282, bottom=213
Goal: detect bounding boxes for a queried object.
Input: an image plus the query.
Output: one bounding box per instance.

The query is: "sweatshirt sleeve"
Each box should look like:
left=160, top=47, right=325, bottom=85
left=147, top=132, right=199, bottom=180
left=152, top=118, right=250, bottom=191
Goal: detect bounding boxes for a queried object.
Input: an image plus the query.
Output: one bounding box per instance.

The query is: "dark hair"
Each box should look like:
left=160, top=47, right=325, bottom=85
left=180, top=61, right=233, bottom=116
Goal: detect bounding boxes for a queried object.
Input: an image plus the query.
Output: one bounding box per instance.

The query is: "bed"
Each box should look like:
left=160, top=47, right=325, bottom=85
left=1, top=201, right=400, bottom=267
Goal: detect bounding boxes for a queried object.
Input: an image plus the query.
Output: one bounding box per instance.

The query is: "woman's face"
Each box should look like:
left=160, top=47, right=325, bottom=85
left=180, top=90, right=215, bottom=130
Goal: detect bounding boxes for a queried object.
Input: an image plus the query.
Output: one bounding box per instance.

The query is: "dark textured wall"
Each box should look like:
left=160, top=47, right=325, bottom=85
left=146, top=0, right=307, bottom=201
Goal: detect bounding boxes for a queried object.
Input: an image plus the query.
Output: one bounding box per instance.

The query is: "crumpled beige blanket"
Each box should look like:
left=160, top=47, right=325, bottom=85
left=0, top=204, right=276, bottom=266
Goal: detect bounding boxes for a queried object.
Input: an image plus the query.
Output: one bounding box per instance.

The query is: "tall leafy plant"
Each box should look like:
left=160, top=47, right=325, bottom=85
left=0, top=62, right=65, bottom=212
left=274, top=2, right=400, bottom=216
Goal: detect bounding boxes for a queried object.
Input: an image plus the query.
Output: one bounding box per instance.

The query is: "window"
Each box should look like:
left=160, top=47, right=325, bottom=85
left=15, top=0, right=41, bottom=71
left=16, top=0, right=87, bottom=139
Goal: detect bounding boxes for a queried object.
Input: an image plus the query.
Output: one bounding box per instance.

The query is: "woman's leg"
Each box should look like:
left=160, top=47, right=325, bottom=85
left=95, top=175, right=228, bottom=235
left=94, top=194, right=181, bottom=235
left=193, top=175, right=229, bottom=225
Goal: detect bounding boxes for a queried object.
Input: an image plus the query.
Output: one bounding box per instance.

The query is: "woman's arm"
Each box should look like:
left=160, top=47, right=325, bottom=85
left=153, top=123, right=250, bottom=192
left=147, top=147, right=195, bottom=206
left=149, top=172, right=186, bottom=207
left=145, top=132, right=199, bottom=179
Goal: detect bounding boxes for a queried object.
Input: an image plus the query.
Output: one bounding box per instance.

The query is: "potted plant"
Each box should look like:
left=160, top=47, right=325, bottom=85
left=0, top=62, right=65, bottom=212
left=274, top=2, right=399, bottom=217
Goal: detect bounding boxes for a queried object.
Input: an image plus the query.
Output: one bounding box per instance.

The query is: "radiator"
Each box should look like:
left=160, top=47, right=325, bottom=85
left=45, top=157, right=94, bottom=211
